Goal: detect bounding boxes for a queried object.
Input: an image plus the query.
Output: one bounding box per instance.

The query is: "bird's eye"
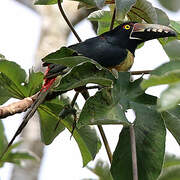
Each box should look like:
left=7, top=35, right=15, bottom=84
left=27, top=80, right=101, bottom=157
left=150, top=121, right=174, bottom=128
left=123, top=24, right=131, bottom=30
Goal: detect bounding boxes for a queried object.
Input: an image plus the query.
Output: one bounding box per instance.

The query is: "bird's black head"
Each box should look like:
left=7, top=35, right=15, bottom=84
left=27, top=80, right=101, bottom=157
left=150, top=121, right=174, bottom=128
left=106, top=22, right=177, bottom=55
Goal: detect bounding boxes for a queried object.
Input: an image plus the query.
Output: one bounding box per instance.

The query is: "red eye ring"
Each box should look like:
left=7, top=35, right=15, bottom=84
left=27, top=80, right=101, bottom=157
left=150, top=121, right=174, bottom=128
left=123, top=24, right=131, bottom=30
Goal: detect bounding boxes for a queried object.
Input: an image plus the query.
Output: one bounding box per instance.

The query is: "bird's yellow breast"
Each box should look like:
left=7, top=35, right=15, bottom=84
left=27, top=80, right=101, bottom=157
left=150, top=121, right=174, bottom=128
left=109, top=51, right=134, bottom=72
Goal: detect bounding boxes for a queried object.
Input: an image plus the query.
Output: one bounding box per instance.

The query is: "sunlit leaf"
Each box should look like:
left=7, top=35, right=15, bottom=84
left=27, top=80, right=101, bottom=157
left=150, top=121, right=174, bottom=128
left=158, top=82, right=180, bottom=111
left=55, top=62, right=114, bottom=91
left=141, top=61, right=180, bottom=89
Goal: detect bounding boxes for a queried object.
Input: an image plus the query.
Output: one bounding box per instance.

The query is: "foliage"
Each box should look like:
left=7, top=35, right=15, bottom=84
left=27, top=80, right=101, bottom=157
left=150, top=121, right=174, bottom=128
left=1, top=0, right=180, bottom=180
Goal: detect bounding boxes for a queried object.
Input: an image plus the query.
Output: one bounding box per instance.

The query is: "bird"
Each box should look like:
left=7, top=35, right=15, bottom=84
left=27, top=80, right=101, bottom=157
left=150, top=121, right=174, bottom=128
left=0, top=22, right=176, bottom=160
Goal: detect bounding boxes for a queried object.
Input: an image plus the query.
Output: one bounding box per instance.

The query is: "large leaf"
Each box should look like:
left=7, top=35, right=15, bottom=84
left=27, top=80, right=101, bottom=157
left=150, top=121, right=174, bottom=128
left=141, top=61, right=180, bottom=89
left=0, top=60, right=26, bottom=99
left=161, top=106, right=180, bottom=145
left=115, top=0, right=136, bottom=20
left=111, top=103, right=166, bottom=180
left=78, top=87, right=129, bottom=126
left=158, top=82, right=180, bottom=111
left=38, top=97, right=101, bottom=166
left=127, top=0, right=157, bottom=23
left=78, top=72, right=157, bottom=127
left=55, top=62, right=114, bottom=91
left=38, top=101, right=65, bottom=145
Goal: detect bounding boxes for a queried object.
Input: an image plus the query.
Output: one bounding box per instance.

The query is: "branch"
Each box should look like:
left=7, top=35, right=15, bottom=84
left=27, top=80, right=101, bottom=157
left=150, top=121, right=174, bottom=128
left=130, top=125, right=138, bottom=180
left=130, top=70, right=151, bottom=75
left=0, top=93, right=38, bottom=119
left=57, top=0, right=82, bottom=42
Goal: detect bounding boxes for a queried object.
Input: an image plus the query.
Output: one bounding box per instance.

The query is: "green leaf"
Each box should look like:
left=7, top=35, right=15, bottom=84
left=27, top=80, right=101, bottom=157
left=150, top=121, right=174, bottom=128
left=115, top=0, right=136, bottom=20
left=78, top=87, right=129, bottom=127
left=42, top=47, right=77, bottom=64
left=158, top=82, right=180, bottom=111
left=38, top=98, right=65, bottom=145
left=38, top=97, right=101, bottom=166
left=141, top=61, right=180, bottom=89
left=4, top=151, right=36, bottom=166
left=87, top=159, right=113, bottom=180
left=0, top=85, right=11, bottom=105
left=88, top=10, right=112, bottom=22
left=0, top=120, right=8, bottom=163
left=34, top=0, right=59, bottom=5
left=159, top=21, right=180, bottom=60
left=55, top=62, right=114, bottom=91
left=163, top=154, right=180, bottom=168
left=155, top=8, right=169, bottom=25
left=159, top=154, right=180, bottom=180
left=24, top=71, right=44, bottom=96
left=161, top=106, right=180, bottom=145
left=78, top=72, right=154, bottom=127
left=88, top=10, right=119, bottom=35
left=128, top=0, right=157, bottom=23
left=72, top=0, right=96, bottom=8
left=158, top=0, right=180, bottom=12
left=163, top=40, right=180, bottom=61
left=170, top=20, right=180, bottom=34
left=111, top=103, right=166, bottom=180
left=0, top=60, right=26, bottom=99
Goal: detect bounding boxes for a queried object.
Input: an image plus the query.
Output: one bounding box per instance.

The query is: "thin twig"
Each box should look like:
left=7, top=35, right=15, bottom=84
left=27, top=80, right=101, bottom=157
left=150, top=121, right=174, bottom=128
left=71, top=91, right=79, bottom=107
left=110, top=7, right=116, bottom=31
left=98, top=125, right=112, bottom=163
left=86, top=85, right=101, bottom=90
left=130, top=70, right=151, bottom=75
left=130, top=125, right=138, bottom=180
left=57, top=0, right=82, bottom=43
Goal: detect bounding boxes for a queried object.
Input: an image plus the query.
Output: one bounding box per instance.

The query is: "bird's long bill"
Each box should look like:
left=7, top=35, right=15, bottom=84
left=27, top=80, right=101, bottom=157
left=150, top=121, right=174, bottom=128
left=130, top=23, right=177, bottom=41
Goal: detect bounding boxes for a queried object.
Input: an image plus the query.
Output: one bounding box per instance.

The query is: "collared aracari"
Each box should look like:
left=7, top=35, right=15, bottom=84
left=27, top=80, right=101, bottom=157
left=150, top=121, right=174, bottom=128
left=2, top=22, right=176, bottom=158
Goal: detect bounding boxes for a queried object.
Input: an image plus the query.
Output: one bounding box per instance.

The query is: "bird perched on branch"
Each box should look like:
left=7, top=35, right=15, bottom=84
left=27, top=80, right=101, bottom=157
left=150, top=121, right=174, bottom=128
left=0, top=22, right=176, bottom=159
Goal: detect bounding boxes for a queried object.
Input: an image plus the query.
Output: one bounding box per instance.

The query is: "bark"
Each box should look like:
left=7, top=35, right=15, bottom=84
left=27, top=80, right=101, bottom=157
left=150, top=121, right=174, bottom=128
left=10, top=0, right=91, bottom=179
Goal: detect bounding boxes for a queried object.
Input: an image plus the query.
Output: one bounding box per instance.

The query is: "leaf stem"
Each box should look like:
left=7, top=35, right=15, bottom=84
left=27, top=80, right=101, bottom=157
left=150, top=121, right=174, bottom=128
left=130, top=125, right=138, bottom=180
left=130, top=70, right=151, bottom=75
left=57, top=0, right=82, bottom=42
